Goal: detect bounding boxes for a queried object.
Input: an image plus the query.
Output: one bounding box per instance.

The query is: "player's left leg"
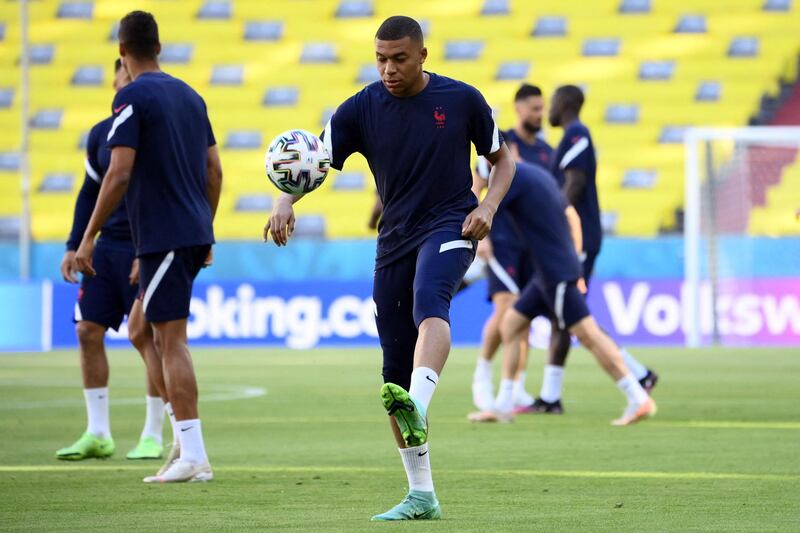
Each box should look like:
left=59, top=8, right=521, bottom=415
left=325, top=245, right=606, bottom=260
left=553, top=282, right=656, bottom=425
left=373, top=232, right=474, bottom=521
left=373, top=252, right=441, bottom=520
left=127, top=302, right=166, bottom=460
left=138, top=246, right=213, bottom=483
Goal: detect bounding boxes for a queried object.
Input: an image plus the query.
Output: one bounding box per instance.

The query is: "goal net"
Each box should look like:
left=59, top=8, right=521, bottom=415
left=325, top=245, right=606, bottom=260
left=683, top=127, right=800, bottom=347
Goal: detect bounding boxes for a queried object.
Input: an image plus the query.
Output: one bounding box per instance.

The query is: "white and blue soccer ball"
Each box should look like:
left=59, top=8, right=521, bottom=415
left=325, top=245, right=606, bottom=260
left=265, top=129, right=331, bottom=195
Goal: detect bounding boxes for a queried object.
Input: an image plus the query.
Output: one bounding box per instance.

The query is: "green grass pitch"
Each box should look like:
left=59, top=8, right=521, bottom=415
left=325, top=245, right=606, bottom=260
left=1, top=346, right=798, bottom=531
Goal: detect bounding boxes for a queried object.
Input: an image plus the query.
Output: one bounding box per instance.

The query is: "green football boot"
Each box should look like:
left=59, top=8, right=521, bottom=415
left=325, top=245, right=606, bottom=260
left=380, top=383, right=427, bottom=447
left=55, top=432, right=115, bottom=461
left=126, top=436, right=164, bottom=460
left=371, top=490, right=442, bottom=521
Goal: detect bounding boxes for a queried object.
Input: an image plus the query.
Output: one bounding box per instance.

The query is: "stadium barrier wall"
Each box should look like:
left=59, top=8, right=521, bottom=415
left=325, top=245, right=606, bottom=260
left=2, top=236, right=799, bottom=282
left=2, top=276, right=797, bottom=352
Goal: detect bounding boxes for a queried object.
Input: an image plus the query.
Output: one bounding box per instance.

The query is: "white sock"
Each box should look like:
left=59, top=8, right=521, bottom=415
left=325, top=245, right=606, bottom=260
left=398, top=443, right=434, bottom=492
left=513, top=371, right=528, bottom=397
left=176, top=418, right=208, bottom=464
left=473, top=358, right=492, bottom=383
left=621, top=349, right=648, bottom=380
left=616, top=374, right=649, bottom=406
left=84, top=387, right=110, bottom=438
left=140, top=396, right=164, bottom=444
left=165, top=402, right=179, bottom=446
left=539, top=365, right=564, bottom=403
left=409, top=367, right=438, bottom=412
left=495, top=378, right=514, bottom=413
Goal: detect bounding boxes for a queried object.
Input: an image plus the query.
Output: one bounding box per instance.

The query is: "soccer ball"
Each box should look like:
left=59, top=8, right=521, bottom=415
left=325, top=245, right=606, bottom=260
left=265, top=129, right=331, bottom=195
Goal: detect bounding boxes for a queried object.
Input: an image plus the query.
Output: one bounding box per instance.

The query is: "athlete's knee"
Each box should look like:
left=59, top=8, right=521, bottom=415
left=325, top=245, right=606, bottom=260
left=499, top=308, right=528, bottom=343
left=412, top=287, right=451, bottom=327
left=570, top=317, right=600, bottom=350
left=76, top=321, right=105, bottom=348
left=128, top=319, right=152, bottom=351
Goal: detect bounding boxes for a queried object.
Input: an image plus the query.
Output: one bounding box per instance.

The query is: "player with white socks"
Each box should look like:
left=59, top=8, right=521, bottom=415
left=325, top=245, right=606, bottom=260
left=266, top=16, right=515, bottom=519
left=75, top=11, right=221, bottom=483
left=56, top=59, right=165, bottom=462
left=477, top=161, right=656, bottom=424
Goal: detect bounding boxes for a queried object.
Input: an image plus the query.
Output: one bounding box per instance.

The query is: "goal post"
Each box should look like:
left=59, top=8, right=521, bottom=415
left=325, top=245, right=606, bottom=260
left=683, top=126, right=800, bottom=347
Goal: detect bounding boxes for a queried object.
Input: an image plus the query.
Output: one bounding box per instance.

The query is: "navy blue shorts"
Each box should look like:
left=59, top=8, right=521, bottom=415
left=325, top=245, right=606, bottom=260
left=139, top=245, right=210, bottom=323
left=74, top=239, right=138, bottom=331
left=514, top=279, right=590, bottom=331
left=373, top=230, right=476, bottom=390
left=486, top=243, right=533, bottom=300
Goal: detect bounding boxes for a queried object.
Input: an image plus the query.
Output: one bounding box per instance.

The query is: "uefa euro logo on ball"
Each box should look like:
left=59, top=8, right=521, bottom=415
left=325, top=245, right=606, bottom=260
left=265, top=129, right=331, bottom=195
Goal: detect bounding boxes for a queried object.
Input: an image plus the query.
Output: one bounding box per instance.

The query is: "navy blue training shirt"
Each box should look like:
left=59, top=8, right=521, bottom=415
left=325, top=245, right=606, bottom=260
left=489, top=130, right=553, bottom=252
left=500, top=162, right=582, bottom=285
left=551, top=120, right=602, bottom=254
left=66, top=116, right=133, bottom=251
left=322, top=72, right=503, bottom=268
left=106, top=71, right=216, bottom=256
left=503, top=129, right=553, bottom=170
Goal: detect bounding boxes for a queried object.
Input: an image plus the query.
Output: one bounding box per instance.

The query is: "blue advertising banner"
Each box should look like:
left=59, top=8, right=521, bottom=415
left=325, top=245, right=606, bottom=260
left=42, top=276, right=800, bottom=350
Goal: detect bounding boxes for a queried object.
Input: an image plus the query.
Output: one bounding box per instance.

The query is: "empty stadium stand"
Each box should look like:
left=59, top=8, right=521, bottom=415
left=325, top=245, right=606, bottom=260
left=0, top=0, right=797, bottom=241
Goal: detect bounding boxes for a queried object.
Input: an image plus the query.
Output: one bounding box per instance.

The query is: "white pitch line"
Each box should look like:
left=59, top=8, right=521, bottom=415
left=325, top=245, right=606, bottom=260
left=0, top=465, right=796, bottom=482
left=0, top=386, right=266, bottom=410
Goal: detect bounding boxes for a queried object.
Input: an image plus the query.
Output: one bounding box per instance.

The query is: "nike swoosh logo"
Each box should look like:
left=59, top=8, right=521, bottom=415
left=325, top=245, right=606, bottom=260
left=417, top=450, right=428, bottom=457
left=180, top=426, right=194, bottom=432
left=113, top=104, right=128, bottom=114
left=426, top=376, right=437, bottom=385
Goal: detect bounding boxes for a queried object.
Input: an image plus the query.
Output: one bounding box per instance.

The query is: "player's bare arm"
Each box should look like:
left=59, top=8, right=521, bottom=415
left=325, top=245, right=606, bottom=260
left=564, top=205, right=583, bottom=255
left=206, top=145, right=223, bottom=220
left=264, top=192, right=304, bottom=246
left=75, top=147, right=136, bottom=276
left=367, top=193, right=383, bottom=230
left=462, top=144, right=515, bottom=240
left=562, top=167, right=587, bottom=206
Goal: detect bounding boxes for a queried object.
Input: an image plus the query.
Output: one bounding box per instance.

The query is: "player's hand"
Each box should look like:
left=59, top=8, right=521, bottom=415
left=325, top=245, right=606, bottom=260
left=203, top=247, right=214, bottom=268
left=128, top=258, right=140, bottom=286
left=476, top=238, right=493, bottom=260
left=75, top=238, right=96, bottom=277
left=264, top=197, right=295, bottom=246
left=577, top=277, right=588, bottom=294
left=60, top=251, right=79, bottom=283
left=462, top=203, right=495, bottom=240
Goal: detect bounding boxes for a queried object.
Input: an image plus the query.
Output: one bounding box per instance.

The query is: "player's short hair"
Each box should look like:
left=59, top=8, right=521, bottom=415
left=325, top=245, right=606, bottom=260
left=556, top=84, right=585, bottom=113
left=375, top=16, right=424, bottom=44
left=114, top=58, right=122, bottom=72
left=514, top=84, right=543, bottom=102
left=119, top=10, right=160, bottom=60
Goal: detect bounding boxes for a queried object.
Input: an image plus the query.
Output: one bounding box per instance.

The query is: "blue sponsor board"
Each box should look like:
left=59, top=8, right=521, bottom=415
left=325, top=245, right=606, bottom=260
left=0, top=282, right=48, bottom=352
left=39, top=276, right=800, bottom=350
left=50, top=279, right=494, bottom=349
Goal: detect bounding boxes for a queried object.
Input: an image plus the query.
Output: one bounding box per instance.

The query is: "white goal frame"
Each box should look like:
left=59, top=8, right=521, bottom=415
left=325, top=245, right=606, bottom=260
left=683, top=126, right=800, bottom=347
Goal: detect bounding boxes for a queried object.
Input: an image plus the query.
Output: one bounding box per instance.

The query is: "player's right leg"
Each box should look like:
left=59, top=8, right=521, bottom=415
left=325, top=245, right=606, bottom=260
left=559, top=286, right=656, bottom=425
left=137, top=246, right=213, bottom=483
left=57, top=246, right=121, bottom=461
left=529, top=324, right=569, bottom=414
left=56, top=320, right=116, bottom=460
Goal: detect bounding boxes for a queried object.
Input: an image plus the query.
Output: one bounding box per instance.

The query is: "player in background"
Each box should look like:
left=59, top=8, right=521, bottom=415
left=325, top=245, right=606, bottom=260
left=530, top=85, right=658, bottom=414
left=75, top=11, right=222, bottom=483
left=57, top=59, right=166, bottom=461
left=472, top=83, right=553, bottom=414
left=266, top=16, right=515, bottom=521
left=478, top=160, right=656, bottom=425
